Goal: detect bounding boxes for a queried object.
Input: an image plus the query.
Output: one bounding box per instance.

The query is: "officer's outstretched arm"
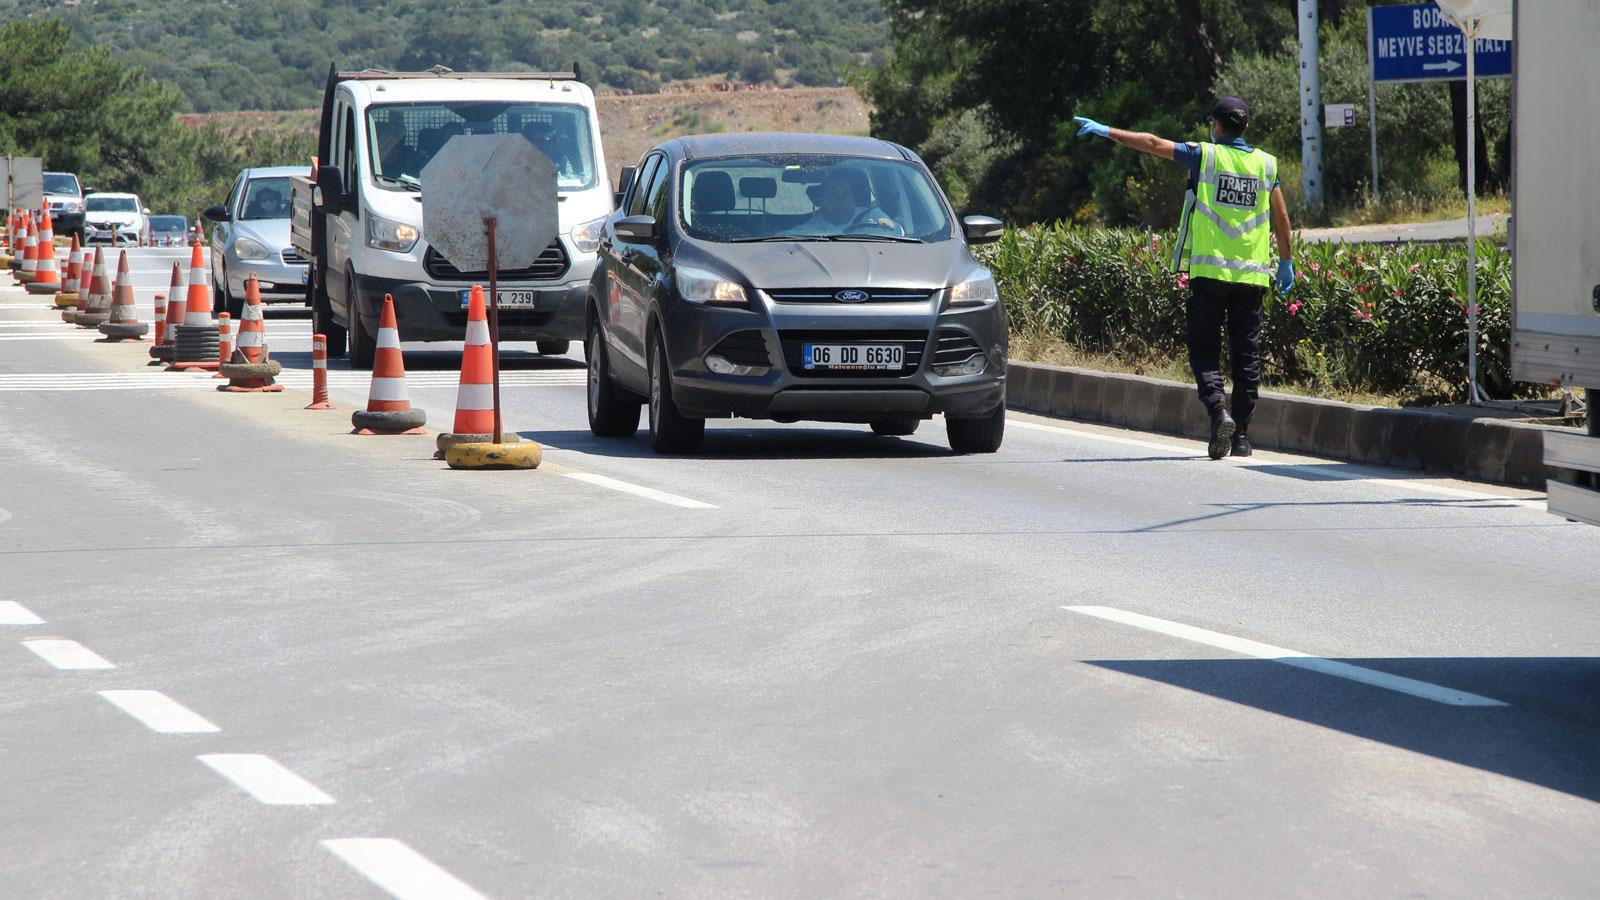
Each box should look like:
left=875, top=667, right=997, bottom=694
left=1107, top=129, right=1176, bottom=161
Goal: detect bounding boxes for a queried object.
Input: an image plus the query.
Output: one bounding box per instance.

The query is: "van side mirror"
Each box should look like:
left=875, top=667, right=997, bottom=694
left=203, top=205, right=228, bottom=222
left=316, top=166, right=346, bottom=214
left=614, top=165, right=637, bottom=208
left=613, top=214, right=656, bottom=244
left=962, top=215, right=1005, bottom=245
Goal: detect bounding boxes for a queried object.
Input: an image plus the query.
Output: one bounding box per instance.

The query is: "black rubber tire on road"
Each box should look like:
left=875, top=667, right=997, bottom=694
left=219, top=360, right=282, bottom=381
left=536, top=339, right=571, bottom=357
left=348, top=276, right=376, bottom=370
left=946, top=405, right=1006, bottom=454
left=870, top=417, right=921, bottom=437
left=98, top=322, right=149, bottom=340
left=75, top=312, right=110, bottom=329
left=648, top=332, right=704, bottom=454
left=352, top=408, right=426, bottom=433
left=172, top=324, right=220, bottom=365
left=586, top=320, right=641, bottom=438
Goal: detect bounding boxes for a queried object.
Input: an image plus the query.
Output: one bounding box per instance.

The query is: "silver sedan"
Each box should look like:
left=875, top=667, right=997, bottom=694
left=204, top=166, right=310, bottom=317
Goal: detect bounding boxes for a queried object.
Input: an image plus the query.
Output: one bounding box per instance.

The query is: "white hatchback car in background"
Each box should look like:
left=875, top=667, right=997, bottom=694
left=83, top=192, right=150, bottom=245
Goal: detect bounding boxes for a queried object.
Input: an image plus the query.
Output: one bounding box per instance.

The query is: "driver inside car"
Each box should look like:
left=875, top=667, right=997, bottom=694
left=794, top=170, right=902, bottom=236
left=247, top=186, right=286, bottom=218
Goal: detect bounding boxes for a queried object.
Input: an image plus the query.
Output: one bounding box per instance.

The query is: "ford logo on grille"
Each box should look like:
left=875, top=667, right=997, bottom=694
left=834, top=289, right=870, bottom=303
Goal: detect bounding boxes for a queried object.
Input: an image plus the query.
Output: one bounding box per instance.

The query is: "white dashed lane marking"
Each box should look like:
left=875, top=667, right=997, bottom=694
left=99, top=690, right=221, bottom=734
left=197, top=753, right=335, bottom=805
left=0, top=601, right=44, bottom=624
left=22, top=638, right=115, bottom=670
left=322, top=839, right=488, bottom=900
left=1063, top=605, right=1508, bottom=707
left=564, top=472, right=718, bottom=509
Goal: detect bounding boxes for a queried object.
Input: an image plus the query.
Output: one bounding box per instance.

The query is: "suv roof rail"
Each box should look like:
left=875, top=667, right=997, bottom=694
left=334, top=65, right=580, bottom=82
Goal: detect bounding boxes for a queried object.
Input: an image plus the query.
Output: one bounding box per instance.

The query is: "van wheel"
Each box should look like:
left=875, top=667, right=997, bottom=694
left=314, top=300, right=346, bottom=357
left=946, top=405, right=1005, bottom=454
left=870, top=417, right=920, bottom=437
left=537, top=339, right=571, bottom=357
left=348, top=274, right=375, bottom=370
left=648, top=333, right=704, bottom=454
left=586, top=320, right=640, bottom=437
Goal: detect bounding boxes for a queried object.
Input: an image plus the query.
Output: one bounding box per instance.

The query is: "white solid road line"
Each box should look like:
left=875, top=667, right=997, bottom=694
left=565, top=471, right=718, bottom=509
left=22, top=638, right=114, bottom=670
left=99, top=690, right=221, bottom=734
left=0, top=601, right=45, bottom=625
left=322, top=839, right=488, bottom=900
left=197, top=753, right=335, bottom=805
left=1063, top=605, right=1507, bottom=707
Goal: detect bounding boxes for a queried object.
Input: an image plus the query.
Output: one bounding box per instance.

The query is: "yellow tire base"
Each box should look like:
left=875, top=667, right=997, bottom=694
left=445, top=441, right=542, bottom=471
left=54, top=293, right=79, bottom=308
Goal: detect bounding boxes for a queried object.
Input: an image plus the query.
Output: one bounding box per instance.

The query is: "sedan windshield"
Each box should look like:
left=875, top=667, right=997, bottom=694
left=679, top=154, right=952, bottom=243
left=366, top=101, right=598, bottom=192
left=44, top=174, right=80, bottom=196
left=240, top=177, right=291, bottom=220
left=87, top=196, right=138, bottom=213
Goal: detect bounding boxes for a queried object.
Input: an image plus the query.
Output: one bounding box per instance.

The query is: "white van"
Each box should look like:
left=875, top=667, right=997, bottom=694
left=292, top=68, right=611, bottom=368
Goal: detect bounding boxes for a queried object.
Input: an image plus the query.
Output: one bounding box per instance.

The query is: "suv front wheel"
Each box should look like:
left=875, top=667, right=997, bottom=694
left=586, top=318, right=641, bottom=437
left=648, top=333, right=704, bottom=454
left=946, top=405, right=1005, bottom=454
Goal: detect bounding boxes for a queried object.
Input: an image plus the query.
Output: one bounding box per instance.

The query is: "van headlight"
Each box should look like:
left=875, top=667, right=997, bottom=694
left=234, top=237, right=271, bottom=261
left=367, top=214, right=419, bottom=253
left=570, top=215, right=606, bottom=255
left=675, top=265, right=749, bottom=308
left=948, top=268, right=999, bottom=307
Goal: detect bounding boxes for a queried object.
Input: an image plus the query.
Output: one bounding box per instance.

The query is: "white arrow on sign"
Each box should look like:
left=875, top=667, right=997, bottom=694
left=1423, top=60, right=1463, bottom=73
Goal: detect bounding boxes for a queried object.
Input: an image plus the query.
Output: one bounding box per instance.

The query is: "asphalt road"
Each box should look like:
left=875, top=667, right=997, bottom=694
left=3, top=249, right=1598, bottom=898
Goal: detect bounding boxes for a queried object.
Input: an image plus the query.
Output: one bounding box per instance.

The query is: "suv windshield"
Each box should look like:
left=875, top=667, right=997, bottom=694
left=679, top=154, right=952, bottom=243
left=44, top=173, right=80, bottom=196
left=240, top=177, right=291, bottom=220
left=87, top=196, right=138, bottom=213
left=150, top=216, right=187, bottom=233
left=366, top=101, right=598, bottom=192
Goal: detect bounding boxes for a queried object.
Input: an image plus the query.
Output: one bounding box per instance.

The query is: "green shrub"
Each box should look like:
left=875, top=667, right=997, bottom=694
left=983, top=225, right=1511, bottom=401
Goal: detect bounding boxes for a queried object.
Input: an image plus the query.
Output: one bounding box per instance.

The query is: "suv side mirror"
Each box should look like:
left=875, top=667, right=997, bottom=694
left=203, top=205, right=228, bottom=222
left=316, top=166, right=346, bottom=214
left=962, top=215, right=1004, bottom=244
left=613, top=214, right=656, bottom=244
left=614, top=165, right=637, bottom=208
left=142, top=206, right=151, bottom=215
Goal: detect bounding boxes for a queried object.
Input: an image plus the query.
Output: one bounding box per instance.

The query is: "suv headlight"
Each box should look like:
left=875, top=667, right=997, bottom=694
left=367, top=214, right=419, bottom=253
left=948, top=268, right=999, bottom=307
left=62, top=200, right=84, bottom=213
left=675, top=265, right=749, bottom=308
left=570, top=215, right=606, bottom=255
left=234, top=236, right=271, bottom=261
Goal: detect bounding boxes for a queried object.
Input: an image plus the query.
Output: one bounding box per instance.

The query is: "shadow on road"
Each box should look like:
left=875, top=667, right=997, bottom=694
left=520, top=426, right=955, bottom=461
left=1133, top=496, right=1527, bottom=532
left=1088, top=656, right=1600, bottom=802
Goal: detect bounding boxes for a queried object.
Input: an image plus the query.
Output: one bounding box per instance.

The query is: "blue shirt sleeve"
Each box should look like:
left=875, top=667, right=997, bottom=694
left=1171, top=142, right=1202, bottom=174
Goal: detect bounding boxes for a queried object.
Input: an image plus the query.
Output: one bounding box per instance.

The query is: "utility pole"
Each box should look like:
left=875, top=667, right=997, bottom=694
left=1297, top=0, right=1325, bottom=212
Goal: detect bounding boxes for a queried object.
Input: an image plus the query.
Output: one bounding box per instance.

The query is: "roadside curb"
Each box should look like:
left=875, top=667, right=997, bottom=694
left=1006, top=360, right=1561, bottom=487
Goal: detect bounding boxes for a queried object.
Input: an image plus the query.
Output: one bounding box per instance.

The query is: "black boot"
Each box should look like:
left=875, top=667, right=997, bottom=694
left=1231, top=432, right=1253, bottom=457
left=1208, top=409, right=1236, bottom=460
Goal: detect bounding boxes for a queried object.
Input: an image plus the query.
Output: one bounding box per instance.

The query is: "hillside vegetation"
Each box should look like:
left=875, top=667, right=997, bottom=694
left=9, top=0, right=885, bottom=112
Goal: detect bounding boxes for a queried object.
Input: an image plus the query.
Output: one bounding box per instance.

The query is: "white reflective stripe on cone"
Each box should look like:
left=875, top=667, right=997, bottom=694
left=241, top=303, right=263, bottom=321
left=236, top=331, right=263, bottom=348
left=367, top=377, right=409, bottom=402
left=376, top=329, right=401, bottom=350
left=464, top=319, right=490, bottom=344
left=185, top=311, right=211, bottom=327
left=456, top=381, right=493, bottom=410
left=312, top=357, right=327, bottom=369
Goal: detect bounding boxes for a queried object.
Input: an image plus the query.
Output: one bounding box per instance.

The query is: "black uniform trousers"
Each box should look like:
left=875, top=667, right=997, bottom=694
left=1185, top=275, right=1265, bottom=433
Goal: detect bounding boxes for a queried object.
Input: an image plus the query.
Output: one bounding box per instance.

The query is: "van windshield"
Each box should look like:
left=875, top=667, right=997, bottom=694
left=366, top=101, right=598, bottom=192
left=679, top=154, right=953, bottom=244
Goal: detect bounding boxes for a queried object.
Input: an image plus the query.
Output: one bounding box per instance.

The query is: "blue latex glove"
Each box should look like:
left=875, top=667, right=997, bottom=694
left=1073, top=116, right=1110, bottom=139
left=1275, top=258, right=1296, bottom=295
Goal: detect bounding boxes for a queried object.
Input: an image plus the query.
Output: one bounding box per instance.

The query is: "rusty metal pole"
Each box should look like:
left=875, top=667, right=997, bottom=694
left=486, top=215, right=503, bottom=444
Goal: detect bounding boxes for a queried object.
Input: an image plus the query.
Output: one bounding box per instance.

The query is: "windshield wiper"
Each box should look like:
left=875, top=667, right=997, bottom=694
left=729, top=235, right=832, bottom=243
left=374, top=174, right=422, bottom=191
left=824, top=234, right=923, bottom=244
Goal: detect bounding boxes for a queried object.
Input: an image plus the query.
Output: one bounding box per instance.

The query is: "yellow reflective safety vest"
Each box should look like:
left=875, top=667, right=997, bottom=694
left=1173, top=142, right=1277, bottom=288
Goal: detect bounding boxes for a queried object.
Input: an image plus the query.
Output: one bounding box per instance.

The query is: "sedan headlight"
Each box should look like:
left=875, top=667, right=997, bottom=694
left=570, top=215, right=606, bottom=255
left=675, top=265, right=749, bottom=308
left=234, top=236, right=271, bottom=261
left=948, top=268, right=999, bottom=307
left=366, top=214, right=419, bottom=253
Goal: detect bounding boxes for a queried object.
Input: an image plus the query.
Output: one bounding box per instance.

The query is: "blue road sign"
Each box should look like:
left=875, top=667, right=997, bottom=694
left=1369, top=3, right=1511, bottom=83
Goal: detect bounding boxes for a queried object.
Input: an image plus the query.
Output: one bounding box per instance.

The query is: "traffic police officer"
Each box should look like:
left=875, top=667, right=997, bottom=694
left=1073, top=97, right=1294, bottom=459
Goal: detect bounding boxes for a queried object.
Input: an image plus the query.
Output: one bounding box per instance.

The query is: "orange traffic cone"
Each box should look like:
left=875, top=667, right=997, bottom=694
left=17, top=214, right=37, bottom=284
left=75, top=247, right=112, bottom=328
left=169, top=242, right=220, bottom=371
left=352, top=294, right=426, bottom=434
left=24, top=211, right=60, bottom=295
left=99, top=250, right=148, bottom=341
left=152, top=263, right=187, bottom=364
left=55, top=235, right=83, bottom=309
left=434, top=284, right=520, bottom=458
left=219, top=276, right=283, bottom=393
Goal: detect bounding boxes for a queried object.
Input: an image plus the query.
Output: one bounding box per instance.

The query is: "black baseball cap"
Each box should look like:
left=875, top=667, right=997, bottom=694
left=1212, top=96, right=1250, bottom=129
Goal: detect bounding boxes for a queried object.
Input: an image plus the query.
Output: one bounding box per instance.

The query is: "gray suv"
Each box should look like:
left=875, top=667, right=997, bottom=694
left=586, top=133, right=1007, bottom=454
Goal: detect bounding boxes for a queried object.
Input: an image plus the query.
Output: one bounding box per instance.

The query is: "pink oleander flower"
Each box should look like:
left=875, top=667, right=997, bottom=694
left=1392, top=289, right=1403, bottom=299
left=1309, top=261, right=1321, bottom=273
left=1287, top=300, right=1304, bottom=316
left=1408, top=263, right=1421, bottom=272
left=1176, top=273, right=1190, bottom=290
